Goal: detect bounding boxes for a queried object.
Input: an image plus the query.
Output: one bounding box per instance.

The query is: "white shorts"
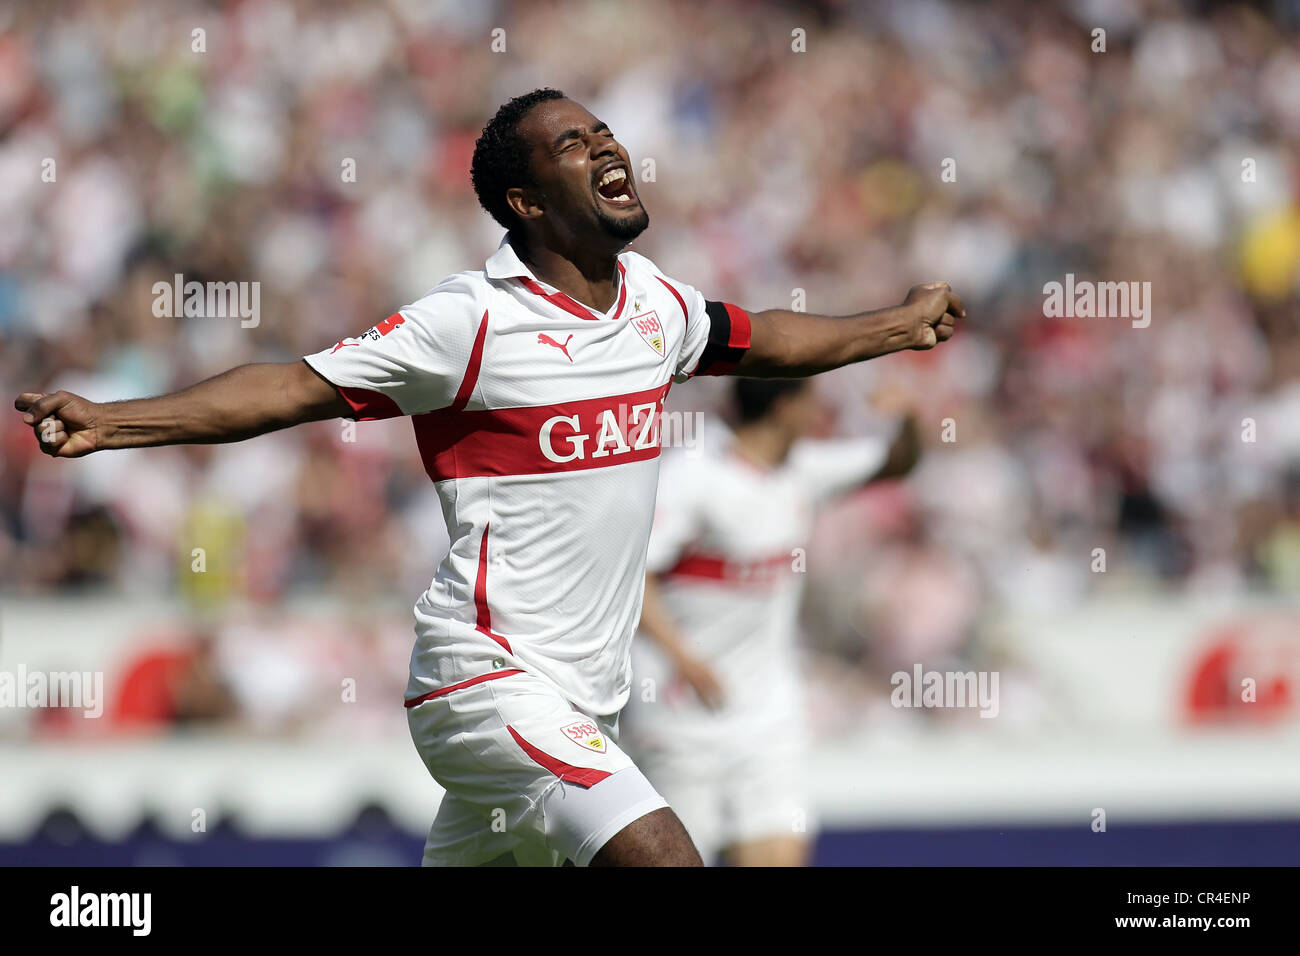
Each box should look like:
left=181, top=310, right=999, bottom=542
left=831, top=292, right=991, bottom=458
left=633, top=724, right=812, bottom=864
left=406, top=668, right=668, bottom=867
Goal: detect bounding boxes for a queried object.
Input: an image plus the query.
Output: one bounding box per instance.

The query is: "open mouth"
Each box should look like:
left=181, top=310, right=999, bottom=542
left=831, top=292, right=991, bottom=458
left=595, top=165, right=636, bottom=206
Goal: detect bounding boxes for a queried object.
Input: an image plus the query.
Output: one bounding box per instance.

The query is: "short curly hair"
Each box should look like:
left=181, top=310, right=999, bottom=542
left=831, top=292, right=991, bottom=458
left=471, top=88, right=568, bottom=231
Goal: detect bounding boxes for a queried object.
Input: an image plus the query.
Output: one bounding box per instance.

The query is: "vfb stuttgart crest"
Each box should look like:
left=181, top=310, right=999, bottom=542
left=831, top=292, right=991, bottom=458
left=629, top=310, right=665, bottom=357
left=561, top=719, right=607, bottom=754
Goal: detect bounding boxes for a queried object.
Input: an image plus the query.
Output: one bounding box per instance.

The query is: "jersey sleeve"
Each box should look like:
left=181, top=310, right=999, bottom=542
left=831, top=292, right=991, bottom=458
left=644, top=452, right=707, bottom=575
left=788, top=435, right=894, bottom=504
left=655, top=274, right=752, bottom=383
left=302, top=275, right=483, bottom=420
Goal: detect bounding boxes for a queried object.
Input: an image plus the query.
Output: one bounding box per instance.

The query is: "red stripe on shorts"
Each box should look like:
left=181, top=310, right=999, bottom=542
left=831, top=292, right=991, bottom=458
left=507, top=725, right=612, bottom=789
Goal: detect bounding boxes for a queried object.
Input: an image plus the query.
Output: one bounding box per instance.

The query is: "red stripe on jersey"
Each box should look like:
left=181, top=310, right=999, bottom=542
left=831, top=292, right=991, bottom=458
left=452, top=309, right=490, bottom=411
left=474, top=524, right=512, bottom=654
left=656, top=276, right=689, bottom=328
left=336, top=386, right=404, bottom=421
left=403, top=668, right=524, bottom=708
left=723, top=302, right=752, bottom=349
left=518, top=278, right=596, bottom=321
left=519, top=262, right=628, bottom=322
left=506, top=725, right=612, bottom=788
left=663, top=550, right=793, bottom=586
left=612, top=262, right=628, bottom=319
left=412, top=382, right=670, bottom=481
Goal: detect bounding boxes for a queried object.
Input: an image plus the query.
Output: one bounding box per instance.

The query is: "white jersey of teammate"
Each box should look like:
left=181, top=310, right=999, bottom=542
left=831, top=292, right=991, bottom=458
left=623, top=432, right=890, bottom=861
left=303, top=234, right=752, bottom=866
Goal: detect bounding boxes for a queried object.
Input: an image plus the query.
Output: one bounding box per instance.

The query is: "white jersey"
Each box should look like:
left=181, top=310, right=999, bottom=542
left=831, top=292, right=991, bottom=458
left=303, top=234, right=751, bottom=717
left=631, top=435, right=891, bottom=732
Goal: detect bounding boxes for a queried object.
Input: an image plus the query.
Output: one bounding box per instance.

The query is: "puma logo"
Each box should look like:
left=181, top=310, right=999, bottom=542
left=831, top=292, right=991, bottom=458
left=537, top=333, right=574, bottom=362
left=330, top=341, right=361, bottom=354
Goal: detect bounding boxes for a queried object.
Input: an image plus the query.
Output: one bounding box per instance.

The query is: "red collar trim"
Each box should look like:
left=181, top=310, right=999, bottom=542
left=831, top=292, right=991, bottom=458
left=516, top=262, right=627, bottom=321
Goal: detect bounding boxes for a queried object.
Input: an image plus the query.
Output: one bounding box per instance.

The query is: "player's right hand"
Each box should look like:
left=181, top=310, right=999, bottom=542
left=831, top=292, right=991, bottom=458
left=675, top=654, right=725, bottom=711
left=14, top=391, right=103, bottom=458
left=903, top=281, right=964, bottom=350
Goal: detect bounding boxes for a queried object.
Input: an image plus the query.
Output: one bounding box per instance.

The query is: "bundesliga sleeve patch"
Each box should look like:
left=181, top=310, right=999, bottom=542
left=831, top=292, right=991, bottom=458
left=304, top=311, right=412, bottom=421
left=697, top=301, right=751, bottom=376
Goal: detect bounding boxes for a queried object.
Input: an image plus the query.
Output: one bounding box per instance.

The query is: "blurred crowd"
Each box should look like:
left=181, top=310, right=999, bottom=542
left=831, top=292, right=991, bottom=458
left=2, top=0, right=1299, bottom=736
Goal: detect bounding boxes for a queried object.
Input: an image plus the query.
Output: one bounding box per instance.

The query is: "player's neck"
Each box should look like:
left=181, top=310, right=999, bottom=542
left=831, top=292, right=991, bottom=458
left=512, top=232, right=621, bottom=313
left=732, top=423, right=794, bottom=470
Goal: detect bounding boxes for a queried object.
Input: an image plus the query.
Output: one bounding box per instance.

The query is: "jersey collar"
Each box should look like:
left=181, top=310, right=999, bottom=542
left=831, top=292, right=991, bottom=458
left=484, top=232, right=536, bottom=280
left=485, top=233, right=628, bottom=321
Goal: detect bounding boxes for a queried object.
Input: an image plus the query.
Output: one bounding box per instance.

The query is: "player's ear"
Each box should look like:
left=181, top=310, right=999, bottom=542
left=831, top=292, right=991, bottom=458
left=507, top=186, right=544, bottom=222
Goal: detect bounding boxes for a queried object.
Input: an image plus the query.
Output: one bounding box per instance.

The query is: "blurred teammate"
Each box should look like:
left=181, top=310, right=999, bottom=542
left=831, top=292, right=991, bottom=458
left=626, top=379, right=918, bottom=865
left=14, top=88, right=962, bottom=867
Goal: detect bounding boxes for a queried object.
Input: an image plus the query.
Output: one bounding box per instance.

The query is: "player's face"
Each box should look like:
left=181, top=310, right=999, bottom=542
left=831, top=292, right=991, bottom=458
left=515, top=98, right=648, bottom=245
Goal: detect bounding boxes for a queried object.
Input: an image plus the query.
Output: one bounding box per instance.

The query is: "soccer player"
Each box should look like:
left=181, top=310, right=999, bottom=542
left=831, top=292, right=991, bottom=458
left=624, top=378, right=920, bottom=866
left=14, top=88, right=962, bottom=867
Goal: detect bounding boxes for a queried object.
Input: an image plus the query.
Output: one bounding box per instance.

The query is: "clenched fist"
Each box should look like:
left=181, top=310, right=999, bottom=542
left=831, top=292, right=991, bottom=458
left=903, top=281, right=964, bottom=350
left=14, top=391, right=103, bottom=458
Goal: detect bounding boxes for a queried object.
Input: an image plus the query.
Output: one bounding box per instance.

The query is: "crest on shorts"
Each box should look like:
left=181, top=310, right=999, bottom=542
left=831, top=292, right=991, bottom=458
left=561, top=719, right=607, bottom=754
left=629, top=310, right=666, bottom=357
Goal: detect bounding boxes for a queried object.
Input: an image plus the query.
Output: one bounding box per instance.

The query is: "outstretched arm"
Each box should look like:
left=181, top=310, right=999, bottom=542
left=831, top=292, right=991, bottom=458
left=735, top=282, right=964, bottom=377
left=14, top=361, right=351, bottom=458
